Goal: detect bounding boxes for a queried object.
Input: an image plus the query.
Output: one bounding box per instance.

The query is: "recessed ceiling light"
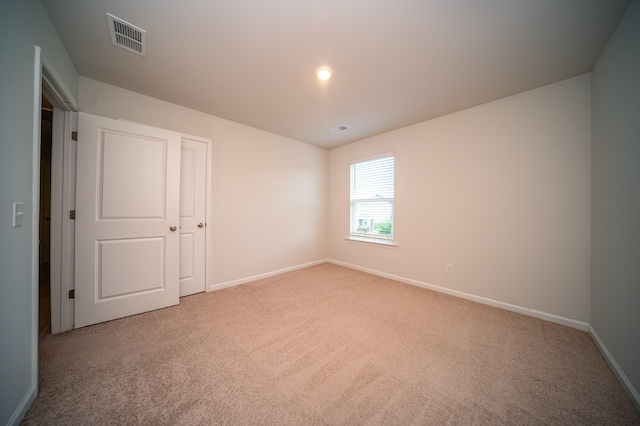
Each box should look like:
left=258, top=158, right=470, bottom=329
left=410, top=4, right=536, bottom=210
left=315, top=66, right=333, bottom=81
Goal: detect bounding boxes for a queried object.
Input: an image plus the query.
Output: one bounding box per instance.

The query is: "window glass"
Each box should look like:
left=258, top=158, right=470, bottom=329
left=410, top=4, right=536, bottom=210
left=350, top=155, right=394, bottom=240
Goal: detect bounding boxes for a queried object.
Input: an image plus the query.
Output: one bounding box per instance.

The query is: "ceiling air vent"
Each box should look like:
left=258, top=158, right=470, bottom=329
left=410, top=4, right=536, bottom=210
left=330, top=125, right=350, bottom=134
left=107, top=13, right=146, bottom=56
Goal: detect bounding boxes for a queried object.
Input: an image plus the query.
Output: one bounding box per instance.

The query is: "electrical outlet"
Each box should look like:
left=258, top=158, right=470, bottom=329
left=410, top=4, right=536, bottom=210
left=445, top=263, right=453, bottom=274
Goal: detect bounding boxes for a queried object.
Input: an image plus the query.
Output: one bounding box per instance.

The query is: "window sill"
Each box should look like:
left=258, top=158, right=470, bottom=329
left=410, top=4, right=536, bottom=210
left=345, top=236, right=398, bottom=247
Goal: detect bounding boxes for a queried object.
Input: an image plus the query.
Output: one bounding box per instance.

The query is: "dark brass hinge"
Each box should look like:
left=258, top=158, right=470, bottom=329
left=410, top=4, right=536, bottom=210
left=69, top=210, right=76, bottom=220
left=71, top=131, right=78, bottom=141
left=69, top=289, right=75, bottom=299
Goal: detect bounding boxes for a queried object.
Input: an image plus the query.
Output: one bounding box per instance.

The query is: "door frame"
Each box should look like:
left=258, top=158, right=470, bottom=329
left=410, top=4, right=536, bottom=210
left=40, top=49, right=79, bottom=334
left=53, top=110, right=78, bottom=333
left=28, top=46, right=79, bottom=411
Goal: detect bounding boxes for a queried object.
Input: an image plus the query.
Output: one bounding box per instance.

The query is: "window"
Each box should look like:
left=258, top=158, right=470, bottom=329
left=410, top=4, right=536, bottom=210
left=350, top=154, right=394, bottom=242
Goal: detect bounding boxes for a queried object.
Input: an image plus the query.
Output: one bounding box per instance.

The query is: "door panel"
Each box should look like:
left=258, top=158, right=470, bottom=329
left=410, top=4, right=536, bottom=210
left=179, top=138, right=207, bottom=296
left=98, top=237, right=165, bottom=298
left=180, top=148, right=196, bottom=218
left=100, top=132, right=166, bottom=218
left=75, top=113, right=181, bottom=328
left=179, top=233, right=194, bottom=280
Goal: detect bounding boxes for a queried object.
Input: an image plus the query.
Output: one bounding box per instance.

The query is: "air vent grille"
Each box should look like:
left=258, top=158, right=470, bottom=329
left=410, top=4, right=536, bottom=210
left=107, top=13, right=146, bottom=56
left=330, top=125, right=350, bottom=134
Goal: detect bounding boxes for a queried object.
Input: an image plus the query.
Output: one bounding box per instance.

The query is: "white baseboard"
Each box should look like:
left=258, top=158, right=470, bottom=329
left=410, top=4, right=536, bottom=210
left=588, top=325, right=640, bottom=411
left=327, top=259, right=589, bottom=331
left=7, top=384, right=37, bottom=426
left=207, top=259, right=639, bottom=410
left=210, top=258, right=588, bottom=330
left=208, top=259, right=328, bottom=292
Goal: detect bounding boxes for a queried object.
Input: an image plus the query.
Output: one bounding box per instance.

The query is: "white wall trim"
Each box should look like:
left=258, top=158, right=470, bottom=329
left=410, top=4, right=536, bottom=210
left=43, top=68, right=78, bottom=333
left=588, top=325, right=640, bottom=411
left=208, top=258, right=588, bottom=331
left=6, top=384, right=37, bottom=426
left=208, top=259, right=328, bottom=292
left=41, top=53, right=78, bottom=112
left=29, top=45, right=43, bottom=423
left=49, top=107, right=64, bottom=334
left=59, top=111, right=77, bottom=332
left=327, top=259, right=589, bottom=331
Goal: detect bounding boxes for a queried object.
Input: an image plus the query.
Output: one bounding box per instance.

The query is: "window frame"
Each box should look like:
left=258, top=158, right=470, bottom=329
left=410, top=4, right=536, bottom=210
left=348, top=153, right=396, bottom=247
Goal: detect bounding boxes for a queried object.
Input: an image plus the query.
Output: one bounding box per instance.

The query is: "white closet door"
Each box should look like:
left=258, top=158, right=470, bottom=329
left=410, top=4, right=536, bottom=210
left=75, top=113, right=181, bottom=328
left=179, top=137, right=207, bottom=296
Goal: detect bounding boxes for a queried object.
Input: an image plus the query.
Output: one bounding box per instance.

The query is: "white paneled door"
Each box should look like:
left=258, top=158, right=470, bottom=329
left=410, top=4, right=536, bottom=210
left=74, top=113, right=181, bottom=328
left=179, top=137, right=207, bottom=296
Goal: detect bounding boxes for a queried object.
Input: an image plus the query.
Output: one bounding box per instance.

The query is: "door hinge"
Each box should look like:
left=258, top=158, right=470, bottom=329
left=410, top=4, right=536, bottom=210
left=69, top=289, right=75, bottom=299
left=71, top=131, right=78, bottom=141
left=69, top=210, right=76, bottom=220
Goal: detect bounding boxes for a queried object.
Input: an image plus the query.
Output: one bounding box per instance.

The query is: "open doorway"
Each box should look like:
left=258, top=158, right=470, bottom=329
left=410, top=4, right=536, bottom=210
left=37, top=49, right=80, bottom=335
left=39, top=95, right=54, bottom=336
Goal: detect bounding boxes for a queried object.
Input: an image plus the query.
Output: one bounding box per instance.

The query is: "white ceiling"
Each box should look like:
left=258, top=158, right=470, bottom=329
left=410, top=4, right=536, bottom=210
left=42, top=0, right=629, bottom=149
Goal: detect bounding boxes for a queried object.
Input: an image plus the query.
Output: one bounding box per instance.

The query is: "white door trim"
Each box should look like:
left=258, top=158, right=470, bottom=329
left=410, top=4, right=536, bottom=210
left=49, top=108, right=78, bottom=334
left=21, top=45, right=78, bottom=424
left=41, top=50, right=79, bottom=334
left=26, top=45, right=43, bottom=423
left=41, top=53, right=79, bottom=112
left=53, top=111, right=78, bottom=332
left=49, top=107, right=64, bottom=333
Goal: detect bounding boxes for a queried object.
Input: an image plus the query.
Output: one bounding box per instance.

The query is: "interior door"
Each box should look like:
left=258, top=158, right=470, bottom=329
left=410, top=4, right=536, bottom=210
left=179, top=137, right=207, bottom=296
left=75, top=113, right=181, bottom=328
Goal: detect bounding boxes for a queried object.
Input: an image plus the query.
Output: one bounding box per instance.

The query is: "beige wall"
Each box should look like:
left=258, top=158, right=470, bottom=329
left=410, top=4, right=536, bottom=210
left=0, top=1, right=79, bottom=424
left=3, top=0, right=634, bottom=420
left=329, top=74, right=592, bottom=323
left=591, top=0, right=640, bottom=405
left=79, top=77, right=329, bottom=285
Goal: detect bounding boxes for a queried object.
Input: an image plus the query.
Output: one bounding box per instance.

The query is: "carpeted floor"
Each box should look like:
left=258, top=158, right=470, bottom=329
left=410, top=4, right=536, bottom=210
left=23, top=263, right=640, bottom=425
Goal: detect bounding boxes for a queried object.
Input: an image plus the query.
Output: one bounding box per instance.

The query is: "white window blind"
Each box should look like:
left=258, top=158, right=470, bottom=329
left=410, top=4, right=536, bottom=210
left=350, top=155, right=394, bottom=240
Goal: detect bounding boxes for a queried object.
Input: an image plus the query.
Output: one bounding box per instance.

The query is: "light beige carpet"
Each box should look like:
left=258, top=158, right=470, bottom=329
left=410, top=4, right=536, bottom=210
left=23, top=263, right=640, bottom=425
